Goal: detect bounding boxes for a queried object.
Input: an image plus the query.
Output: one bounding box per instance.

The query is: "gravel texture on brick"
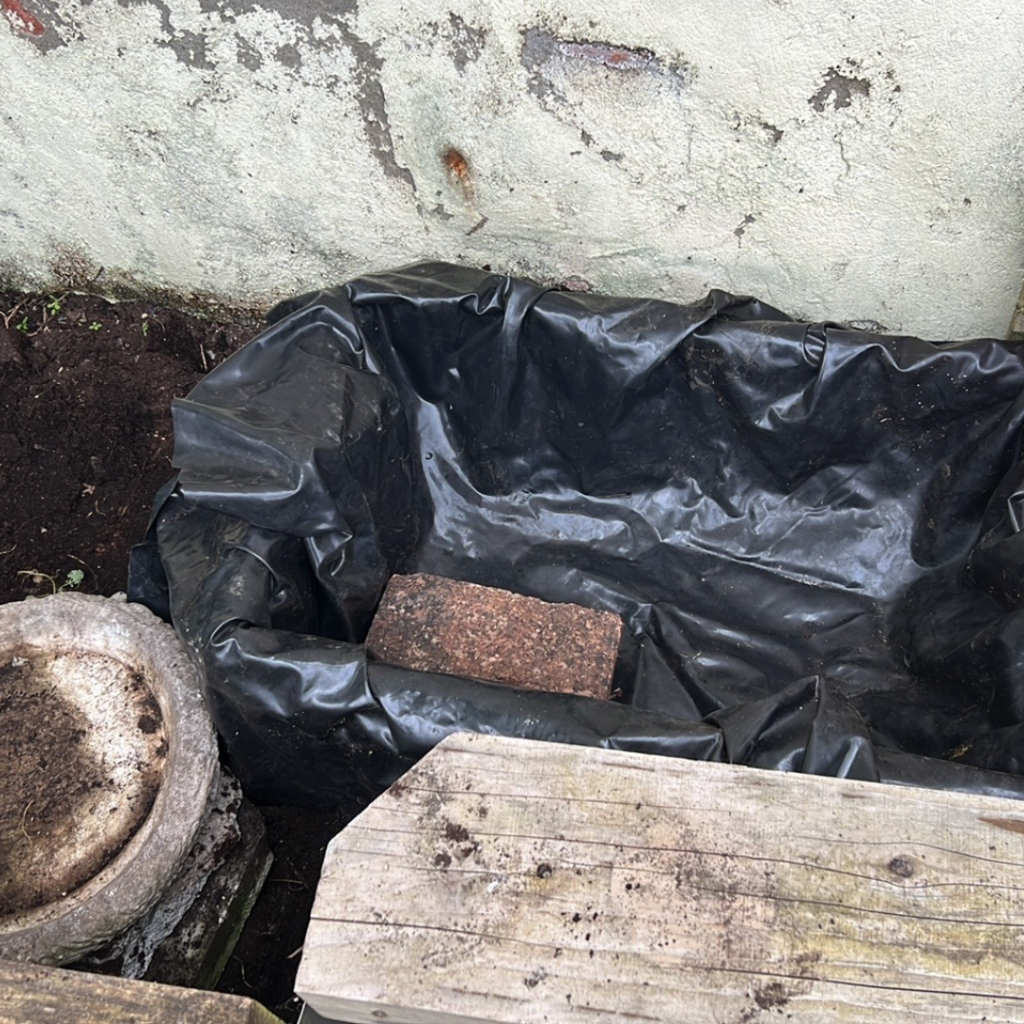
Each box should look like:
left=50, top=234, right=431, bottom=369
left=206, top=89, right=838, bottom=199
left=366, top=574, right=622, bottom=700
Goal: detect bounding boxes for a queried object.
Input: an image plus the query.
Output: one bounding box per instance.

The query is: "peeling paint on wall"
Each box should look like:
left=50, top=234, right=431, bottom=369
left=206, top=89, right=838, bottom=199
left=520, top=25, right=691, bottom=153
left=809, top=62, right=871, bottom=113
left=522, top=26, right=688, bottom=87
left=1, top=0, right=1023, bottom=340
left=430, top=12, right=486, bottom=74
left=337, top=20, right=416, bottom=193
left=733, top=214, right=756, bottom=243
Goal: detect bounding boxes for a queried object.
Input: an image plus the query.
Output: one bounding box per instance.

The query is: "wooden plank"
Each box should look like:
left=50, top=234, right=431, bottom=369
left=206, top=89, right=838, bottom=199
left=297, top=732, right=1024, bottom=1024
left=0, top=959, right=283, bottom=1024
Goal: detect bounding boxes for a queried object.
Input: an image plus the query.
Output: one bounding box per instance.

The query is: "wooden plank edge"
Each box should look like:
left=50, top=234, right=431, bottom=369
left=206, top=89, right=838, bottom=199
left=0, top=959, right=284, bottom=1024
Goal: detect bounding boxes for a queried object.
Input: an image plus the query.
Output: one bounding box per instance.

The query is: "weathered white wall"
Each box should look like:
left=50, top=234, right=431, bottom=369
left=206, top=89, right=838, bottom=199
left=1, top=0, right=1023, bottom=338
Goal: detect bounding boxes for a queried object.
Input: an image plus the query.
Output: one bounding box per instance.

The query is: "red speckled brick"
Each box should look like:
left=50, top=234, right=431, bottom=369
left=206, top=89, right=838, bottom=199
left=366, top=574, right=622, bottom=700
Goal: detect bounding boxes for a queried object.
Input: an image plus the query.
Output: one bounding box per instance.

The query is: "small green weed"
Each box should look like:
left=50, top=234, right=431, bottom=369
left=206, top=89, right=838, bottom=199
left=45, top=297, right=61, bottom=316
left=17, top=568, right=85, bottom=593
left=88, top=321, right=103, bottom=331
left=15, top=315, right=29, bottom=332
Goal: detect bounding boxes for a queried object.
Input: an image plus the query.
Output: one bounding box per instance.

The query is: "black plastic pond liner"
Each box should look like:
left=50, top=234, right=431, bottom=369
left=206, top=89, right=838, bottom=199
left=129, top=262, right=1024, bottom=806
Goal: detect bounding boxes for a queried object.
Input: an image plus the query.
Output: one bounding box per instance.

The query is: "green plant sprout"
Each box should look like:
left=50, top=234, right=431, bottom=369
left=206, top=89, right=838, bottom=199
left=15, top=315, right=29, bottom=332
left=17, top=568, right=85, bottom=593
left=88, top=321, right=102, bottom=331
left=45, top=297, right=61, bottom=316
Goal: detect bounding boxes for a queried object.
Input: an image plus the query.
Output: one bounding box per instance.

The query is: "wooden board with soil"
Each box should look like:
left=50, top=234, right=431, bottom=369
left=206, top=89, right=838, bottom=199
left=300, top=732, right=1024, bottom=1024
left=0, top=290, right=363, bottom=1022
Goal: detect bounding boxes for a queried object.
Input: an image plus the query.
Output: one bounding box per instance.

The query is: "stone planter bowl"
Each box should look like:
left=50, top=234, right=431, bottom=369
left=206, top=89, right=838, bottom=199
left=0, top=593, right=218, bottom=964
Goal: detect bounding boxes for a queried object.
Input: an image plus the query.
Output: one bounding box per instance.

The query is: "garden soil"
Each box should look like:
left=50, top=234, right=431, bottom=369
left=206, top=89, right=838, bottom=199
left=0, top=289, right=356, bottom=1021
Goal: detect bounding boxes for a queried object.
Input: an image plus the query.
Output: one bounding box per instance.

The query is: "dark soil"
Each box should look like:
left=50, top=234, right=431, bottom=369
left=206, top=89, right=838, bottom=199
left=0, top=655, right=106, bottom=915
left=218, top=804, right=368, bottom=1020
left=0, top=650, right=167, bottom=918
left=0, top=291, right=254, bottom=602
left=0, top=289, right=359, bottom=1021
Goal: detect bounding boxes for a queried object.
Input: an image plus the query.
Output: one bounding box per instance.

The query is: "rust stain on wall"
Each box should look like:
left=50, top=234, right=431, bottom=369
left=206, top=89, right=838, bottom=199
left=2, top=0, right=44, bottom=37
left=443, top=145, right=480, bottom=213
left=443, top=146, right=470, bottom=183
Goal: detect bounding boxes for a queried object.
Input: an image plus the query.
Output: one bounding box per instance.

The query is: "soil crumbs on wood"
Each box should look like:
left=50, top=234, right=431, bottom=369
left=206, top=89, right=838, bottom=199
left=0, top=289, right=352, bottom=1022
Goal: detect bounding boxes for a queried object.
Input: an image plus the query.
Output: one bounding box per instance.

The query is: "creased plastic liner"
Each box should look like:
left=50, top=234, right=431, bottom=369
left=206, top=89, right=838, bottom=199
left=129, top=262, right=1024, bottom=805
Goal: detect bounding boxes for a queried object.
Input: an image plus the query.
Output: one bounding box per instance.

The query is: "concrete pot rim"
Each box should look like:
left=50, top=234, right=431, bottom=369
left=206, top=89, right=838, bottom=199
left=0, top=592, right=218, bottom=965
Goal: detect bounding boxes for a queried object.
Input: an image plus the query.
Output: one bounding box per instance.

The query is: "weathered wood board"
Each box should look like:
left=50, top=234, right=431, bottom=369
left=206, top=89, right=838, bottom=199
left=0, top=958, right=282, bottom=1024
left=297, top=733, right=1024, bottom=1024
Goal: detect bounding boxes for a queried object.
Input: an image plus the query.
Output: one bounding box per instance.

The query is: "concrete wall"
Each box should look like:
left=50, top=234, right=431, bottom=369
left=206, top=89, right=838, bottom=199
left=2, top=0, right=1023, bottom=338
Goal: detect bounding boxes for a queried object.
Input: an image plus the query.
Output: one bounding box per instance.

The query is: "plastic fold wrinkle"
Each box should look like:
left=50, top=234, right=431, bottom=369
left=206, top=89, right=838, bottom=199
left=127, top=262, right=1024, bottom=805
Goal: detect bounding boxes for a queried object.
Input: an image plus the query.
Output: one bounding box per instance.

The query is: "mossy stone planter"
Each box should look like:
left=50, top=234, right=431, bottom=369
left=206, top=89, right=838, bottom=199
left=0, top=593, right=217, bottom=964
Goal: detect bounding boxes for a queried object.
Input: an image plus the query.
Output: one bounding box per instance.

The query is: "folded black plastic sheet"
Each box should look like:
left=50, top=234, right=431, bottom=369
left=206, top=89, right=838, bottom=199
left=129, top=262, right=1024, bottom=806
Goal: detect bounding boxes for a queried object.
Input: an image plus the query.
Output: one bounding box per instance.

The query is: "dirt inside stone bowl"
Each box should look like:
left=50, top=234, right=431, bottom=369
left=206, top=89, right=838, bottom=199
left=0, top=649, right=167, bottom=918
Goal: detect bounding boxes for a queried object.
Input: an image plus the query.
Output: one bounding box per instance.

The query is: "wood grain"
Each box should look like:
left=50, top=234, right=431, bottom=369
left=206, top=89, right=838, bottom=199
left=0, top=959, right=283, bottom=1024
left=298, top=733, right=1024, bottom=1024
